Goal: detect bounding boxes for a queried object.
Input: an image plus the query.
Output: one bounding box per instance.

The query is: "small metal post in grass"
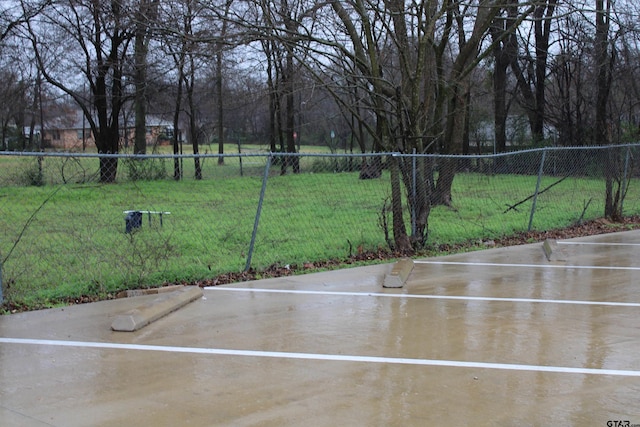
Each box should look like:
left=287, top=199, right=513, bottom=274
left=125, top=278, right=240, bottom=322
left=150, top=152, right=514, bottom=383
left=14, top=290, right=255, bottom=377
left=0, top=261, right=3, bottom=304
left=528, top=149, right=547, bottom=232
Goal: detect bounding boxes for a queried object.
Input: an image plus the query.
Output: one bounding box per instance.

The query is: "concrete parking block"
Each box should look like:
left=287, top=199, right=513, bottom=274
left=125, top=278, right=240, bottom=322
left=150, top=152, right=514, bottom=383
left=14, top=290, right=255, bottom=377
left=383, top=258, right=414, bottom=288
left=543, top=238, right=567, bottom=262
left=111, top=286, right=203, bottom=332
left=115, top=284, right=185, bottom=299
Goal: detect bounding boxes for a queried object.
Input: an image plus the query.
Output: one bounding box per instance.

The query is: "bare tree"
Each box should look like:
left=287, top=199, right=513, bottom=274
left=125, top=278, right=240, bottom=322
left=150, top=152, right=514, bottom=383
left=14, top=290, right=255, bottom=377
left=214, top=0, right=234, bottom=165
left=546, top=12, right=591, bottom=147
left=182, top=2, right=205, bottom=180
left=25, top=0, right=136, bottom=182
left=156, top=1, right=189, bottom=179
left=594, top=0, right=622, bottom=219
left=0, top=0, right=52, bottom=43
left=251, top=0, right=311, bottom=174
left=490, top=0, right=519, bottom=156
left=158, top=0, right=211, bottom=180
left=133, top=0, right=159, bottom=155
left=225, top=0, right=532, bottom=251
left=0, top=69, right=32, bottom=150
left=506, top=0, right=558, bottom=142
left=318, top=0, right=529, bottom=251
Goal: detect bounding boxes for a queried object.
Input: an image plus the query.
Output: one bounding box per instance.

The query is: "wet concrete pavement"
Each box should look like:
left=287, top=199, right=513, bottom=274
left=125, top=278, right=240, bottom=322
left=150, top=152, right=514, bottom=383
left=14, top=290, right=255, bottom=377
left=2, top=231, right=640, bottom=426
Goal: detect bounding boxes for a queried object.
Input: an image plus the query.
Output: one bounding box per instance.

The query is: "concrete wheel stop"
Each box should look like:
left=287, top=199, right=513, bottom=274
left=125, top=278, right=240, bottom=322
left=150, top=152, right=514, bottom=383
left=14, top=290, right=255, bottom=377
left=115, top=284, right=185, bottom=299
left=383, top=258, right=414, bottom=288
left=542, top=238, right=567, bottom=262
left=111, top=286, right=203, bottom=332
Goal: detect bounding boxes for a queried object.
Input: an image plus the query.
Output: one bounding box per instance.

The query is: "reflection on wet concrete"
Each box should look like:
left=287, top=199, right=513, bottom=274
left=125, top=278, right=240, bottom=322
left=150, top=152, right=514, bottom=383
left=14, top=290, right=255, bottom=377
left=2, top=231, right=640, bottom=425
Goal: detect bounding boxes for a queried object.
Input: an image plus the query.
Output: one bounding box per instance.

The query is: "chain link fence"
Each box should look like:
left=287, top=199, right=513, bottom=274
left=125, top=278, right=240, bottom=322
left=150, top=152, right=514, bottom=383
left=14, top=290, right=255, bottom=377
left=1, top=145, right=639, bottom=305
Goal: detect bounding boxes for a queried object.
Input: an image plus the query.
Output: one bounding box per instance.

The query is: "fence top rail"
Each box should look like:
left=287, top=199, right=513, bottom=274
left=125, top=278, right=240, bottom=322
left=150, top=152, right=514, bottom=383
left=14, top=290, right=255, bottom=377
left=1, top=144, right=638, bottom=160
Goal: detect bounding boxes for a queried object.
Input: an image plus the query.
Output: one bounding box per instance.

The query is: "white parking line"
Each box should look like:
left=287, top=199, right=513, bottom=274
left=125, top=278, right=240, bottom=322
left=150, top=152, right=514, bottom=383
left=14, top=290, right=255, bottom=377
left=1, top=337, right=639, bottom=377
left=558, top=241, right=640, bottom=246
left=204, top=287, right=640, bottom=308
left=414, top=260, right=640, bottom=270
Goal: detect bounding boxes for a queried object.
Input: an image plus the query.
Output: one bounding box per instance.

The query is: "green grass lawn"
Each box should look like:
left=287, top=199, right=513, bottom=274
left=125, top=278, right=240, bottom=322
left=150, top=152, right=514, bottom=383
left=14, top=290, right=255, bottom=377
left=1, top=154, right=638, bottom=310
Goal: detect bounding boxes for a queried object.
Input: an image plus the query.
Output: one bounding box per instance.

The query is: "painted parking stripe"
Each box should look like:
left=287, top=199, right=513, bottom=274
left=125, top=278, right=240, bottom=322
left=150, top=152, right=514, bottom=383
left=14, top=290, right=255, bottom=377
left=1, top=337, right=639, bottom=377
left=204, top=287, right=640, bottom=308
left=414, top=260, right=640, bottom=270
left=558, top=241, right=640, bottom=246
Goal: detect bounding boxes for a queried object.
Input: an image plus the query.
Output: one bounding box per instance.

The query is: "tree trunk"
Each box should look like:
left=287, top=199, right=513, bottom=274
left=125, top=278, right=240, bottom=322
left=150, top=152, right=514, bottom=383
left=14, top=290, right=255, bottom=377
left=595, top=0, right=618, bottom=218
left=389, top=155, right=412, bottom=254
left=436, top=78, right=469, bottom=205
left=95, top=122, right=120, bottom=183
left=282, top=47, right=299, bottom=174
left=434, top=158, right=456, bottom=206
left=173, top=56, right=184, bottom=181
left=99, top=156, right=118, bottom=183
left=491, top=12, right=511, bottom=155
left=405, top=156, right=432, bottom=248
left=189, top=107, right=202, bottom=180
left=216, top=48, right=224, bottom=165
left=264, top=40, right=280, bottom=154
left=133, top=9, right=148, bottom=155
left=216, top=1, right=231, bottom=165
left=282, top=0, right=299, bottom=174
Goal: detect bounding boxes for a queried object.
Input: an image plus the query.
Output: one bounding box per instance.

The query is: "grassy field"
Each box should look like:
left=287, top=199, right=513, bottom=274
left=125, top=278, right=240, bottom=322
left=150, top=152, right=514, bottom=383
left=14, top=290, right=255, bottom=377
left=1, top=150, right=639, bottom=311
left=0, top=144, right=356, bottom=186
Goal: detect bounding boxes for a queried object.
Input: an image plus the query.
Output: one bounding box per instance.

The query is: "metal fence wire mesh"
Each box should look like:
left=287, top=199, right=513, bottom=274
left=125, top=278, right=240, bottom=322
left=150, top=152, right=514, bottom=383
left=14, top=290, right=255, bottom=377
left=1, top=145, right=639, bottom=303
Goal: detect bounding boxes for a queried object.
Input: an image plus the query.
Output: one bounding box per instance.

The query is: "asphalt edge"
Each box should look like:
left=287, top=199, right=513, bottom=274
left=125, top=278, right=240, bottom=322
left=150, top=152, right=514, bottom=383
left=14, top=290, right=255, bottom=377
left=111, top=286, right=203, bottom=332
left=383, top=258, right=414, bottom=288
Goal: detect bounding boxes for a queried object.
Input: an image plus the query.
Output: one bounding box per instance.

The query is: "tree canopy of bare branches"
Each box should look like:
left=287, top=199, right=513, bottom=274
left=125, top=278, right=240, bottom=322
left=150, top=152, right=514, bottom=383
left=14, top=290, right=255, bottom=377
left=3, top=0, right=640, bottom=243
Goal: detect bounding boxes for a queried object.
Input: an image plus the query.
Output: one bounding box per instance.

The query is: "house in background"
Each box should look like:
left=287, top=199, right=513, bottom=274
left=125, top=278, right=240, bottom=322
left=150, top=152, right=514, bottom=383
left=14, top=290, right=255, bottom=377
left=34, top=108, right=177, bottom=152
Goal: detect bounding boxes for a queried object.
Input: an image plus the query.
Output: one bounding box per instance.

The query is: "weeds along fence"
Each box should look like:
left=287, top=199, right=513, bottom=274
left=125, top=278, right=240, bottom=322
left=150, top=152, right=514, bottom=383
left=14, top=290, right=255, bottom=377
left=1, top=145, right=640, bottom=304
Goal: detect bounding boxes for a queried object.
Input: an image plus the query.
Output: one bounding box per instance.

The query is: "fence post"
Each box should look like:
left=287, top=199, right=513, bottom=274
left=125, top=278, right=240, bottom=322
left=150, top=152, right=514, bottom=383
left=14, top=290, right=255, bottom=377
left=411, top=149, right=417, bottom=236
left=528, top=149, right=547, bottom=231
left=245, top=154, right=272, bottom=271
left=621, top=146, right=631, bottom=214
left=0, top=261, right=3, bottom=305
